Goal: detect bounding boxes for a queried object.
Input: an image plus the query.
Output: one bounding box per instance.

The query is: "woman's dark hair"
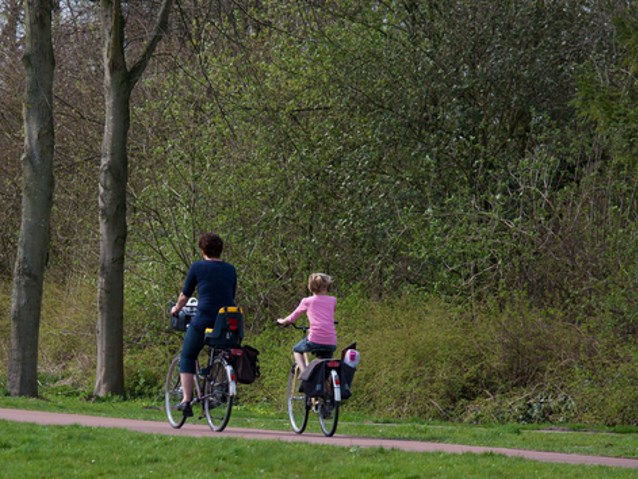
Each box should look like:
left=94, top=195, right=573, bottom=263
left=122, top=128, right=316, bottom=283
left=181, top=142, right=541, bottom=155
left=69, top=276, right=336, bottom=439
left=198, top=233, right=224, bottom=258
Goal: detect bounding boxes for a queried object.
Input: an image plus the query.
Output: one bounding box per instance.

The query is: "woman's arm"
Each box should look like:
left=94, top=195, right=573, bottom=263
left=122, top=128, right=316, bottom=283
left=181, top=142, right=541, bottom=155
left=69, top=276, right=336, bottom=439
left=170, top=292, right=189, bottom=316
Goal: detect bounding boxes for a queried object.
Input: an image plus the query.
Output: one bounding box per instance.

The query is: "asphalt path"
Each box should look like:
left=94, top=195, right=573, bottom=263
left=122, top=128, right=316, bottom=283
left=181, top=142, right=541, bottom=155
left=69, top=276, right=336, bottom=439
left=2, top=408, right=638, bottom=469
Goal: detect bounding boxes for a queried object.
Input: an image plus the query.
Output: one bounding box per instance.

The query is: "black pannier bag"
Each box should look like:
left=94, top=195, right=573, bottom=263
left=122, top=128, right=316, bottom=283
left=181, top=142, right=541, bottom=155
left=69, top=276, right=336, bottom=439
left=204, top=306, right=244, bottom=348
left=340, top=364, right=356, bottom=400
left=230, top=345, right=261, bottom=384
left=299, top=359, right=327, bottom=398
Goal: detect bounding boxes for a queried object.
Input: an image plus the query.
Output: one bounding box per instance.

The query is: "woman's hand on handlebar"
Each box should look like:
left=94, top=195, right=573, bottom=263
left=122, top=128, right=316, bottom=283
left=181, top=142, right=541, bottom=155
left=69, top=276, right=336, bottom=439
left=276, top=318, right=289, bottom=327
left=171, top=292, right=188, bottom=317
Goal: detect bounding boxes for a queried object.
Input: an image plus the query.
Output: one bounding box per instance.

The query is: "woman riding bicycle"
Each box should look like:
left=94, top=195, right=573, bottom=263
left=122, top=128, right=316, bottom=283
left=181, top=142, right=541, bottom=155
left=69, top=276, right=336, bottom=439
left=277, top=273, right=336, bottom=373
left=170, top=232, right=237, bottom=417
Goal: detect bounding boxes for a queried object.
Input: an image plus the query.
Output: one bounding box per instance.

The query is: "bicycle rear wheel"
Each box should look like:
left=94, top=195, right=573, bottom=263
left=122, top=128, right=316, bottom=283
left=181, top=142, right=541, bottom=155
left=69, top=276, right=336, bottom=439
left=318, top=377, right=340, bottom=437
left=287, top=363, right=309, bottom=434
left=165, top=355, right=187, bottom=429
left=204, top=356, right=233, bottom=432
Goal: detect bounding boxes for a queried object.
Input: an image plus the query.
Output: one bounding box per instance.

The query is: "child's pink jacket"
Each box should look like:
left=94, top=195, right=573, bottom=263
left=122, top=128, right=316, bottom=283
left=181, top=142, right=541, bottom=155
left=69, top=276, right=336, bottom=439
left=284, top=294, right=337, bottom=345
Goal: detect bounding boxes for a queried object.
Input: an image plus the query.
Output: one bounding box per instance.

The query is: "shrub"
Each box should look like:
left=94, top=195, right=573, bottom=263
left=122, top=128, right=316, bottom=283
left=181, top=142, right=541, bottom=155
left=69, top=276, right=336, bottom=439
left=568, top=342, right=638, bottom=426
left=125, top=345, right=174, bottom=399
left=37, top=280, right=97, bottom=386
left=335, top=293, right=484, bottom=419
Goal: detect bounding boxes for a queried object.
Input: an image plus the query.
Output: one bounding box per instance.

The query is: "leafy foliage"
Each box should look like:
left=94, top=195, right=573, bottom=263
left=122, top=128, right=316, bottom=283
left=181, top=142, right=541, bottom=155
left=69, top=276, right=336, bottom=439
left=2, top=0, right=638, bottom=422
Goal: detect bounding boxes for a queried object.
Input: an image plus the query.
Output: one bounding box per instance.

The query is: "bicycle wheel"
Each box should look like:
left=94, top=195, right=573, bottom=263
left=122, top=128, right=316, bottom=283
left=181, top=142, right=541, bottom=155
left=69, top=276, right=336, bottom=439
left=287, top=363, right=309, bottom=434
left=165, top=355, right=187, bottom=429
left=318, top=377, right=340, bottom=437
left=204, top=356, right=233, bottom=432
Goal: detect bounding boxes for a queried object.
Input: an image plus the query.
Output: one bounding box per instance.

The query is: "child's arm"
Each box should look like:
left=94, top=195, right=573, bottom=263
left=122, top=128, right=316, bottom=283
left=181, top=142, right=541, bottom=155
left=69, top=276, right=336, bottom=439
left=278, top=298, right=309, bottom=325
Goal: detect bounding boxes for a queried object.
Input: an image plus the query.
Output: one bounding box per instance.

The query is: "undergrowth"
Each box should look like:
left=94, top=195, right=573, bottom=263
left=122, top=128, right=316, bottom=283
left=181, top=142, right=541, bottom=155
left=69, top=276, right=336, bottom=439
left=2, top=280, right=638, bottom=426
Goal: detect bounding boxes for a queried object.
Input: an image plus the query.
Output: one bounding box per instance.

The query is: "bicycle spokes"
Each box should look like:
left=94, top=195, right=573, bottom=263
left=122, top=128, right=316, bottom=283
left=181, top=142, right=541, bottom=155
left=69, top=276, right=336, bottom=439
left=287, top=364, right=310, bottom=434
left=165, top=355, right=187, bottom=429
left=204, top=356, right=234, bottom=432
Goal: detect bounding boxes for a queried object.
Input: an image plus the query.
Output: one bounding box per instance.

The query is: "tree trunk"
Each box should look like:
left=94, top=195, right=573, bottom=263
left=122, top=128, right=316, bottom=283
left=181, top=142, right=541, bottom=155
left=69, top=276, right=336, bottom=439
left=9, top=0, right=55, bottom=397
left=94, top=0, right=130, bottom=397
left=94, top=0, right=173, bottom=397
left=94, top=83, right=130, bottom=396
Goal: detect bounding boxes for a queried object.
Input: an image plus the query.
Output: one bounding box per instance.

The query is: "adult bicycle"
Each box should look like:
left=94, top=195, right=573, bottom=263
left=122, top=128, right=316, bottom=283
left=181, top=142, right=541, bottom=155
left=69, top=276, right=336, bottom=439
left=165, top=305, right=245, bottom=432
left=278, top=321, right=342, bottom=437
left=165, top=346, right=236, bottom=431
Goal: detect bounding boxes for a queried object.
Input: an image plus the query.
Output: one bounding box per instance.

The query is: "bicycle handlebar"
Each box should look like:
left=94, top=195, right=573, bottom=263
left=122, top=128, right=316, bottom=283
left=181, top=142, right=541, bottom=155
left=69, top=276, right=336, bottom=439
left=274, top=320, right=307, bottom=331
left=275, top=320, right=338, bottom=332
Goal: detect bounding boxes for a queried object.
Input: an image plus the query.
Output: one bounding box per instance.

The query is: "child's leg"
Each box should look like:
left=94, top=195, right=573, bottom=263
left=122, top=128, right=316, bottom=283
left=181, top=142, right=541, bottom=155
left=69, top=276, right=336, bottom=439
left=292, top=337, right=309, bottom=374
left=294, top=352, right=307, bottom=374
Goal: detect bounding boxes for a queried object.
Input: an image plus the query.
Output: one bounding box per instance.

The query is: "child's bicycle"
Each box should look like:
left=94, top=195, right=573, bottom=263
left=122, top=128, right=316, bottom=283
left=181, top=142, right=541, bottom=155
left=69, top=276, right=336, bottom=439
left=277, top=321, right=343, bottom=437
left=165, top=305, right=245, bottom=432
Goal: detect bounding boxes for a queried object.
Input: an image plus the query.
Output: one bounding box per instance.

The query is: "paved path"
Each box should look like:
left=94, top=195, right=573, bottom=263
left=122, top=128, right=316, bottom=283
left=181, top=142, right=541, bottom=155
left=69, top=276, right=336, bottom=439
left=2, top=408, right=638, bottom=469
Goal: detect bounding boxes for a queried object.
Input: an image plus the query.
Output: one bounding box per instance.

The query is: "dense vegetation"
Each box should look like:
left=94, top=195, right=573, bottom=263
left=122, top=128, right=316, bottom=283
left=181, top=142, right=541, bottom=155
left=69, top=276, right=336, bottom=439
left=1, top=1, right=637, bottom=424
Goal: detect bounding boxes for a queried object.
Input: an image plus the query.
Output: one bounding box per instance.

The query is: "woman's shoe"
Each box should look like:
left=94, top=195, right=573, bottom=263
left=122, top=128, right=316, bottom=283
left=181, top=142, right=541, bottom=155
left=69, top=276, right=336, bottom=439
left=176, top=401, right=193, bottom=417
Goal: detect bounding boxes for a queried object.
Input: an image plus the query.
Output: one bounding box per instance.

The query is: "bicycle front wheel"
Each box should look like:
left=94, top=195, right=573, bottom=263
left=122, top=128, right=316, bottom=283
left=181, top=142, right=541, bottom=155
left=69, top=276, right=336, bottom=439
left=287, top=363, right=309, bottom=434
left=318, top=377, right=340, bottom=437
left=165, top=355, right=187, bottom=429
left=204, top=356, right=234, bottom=432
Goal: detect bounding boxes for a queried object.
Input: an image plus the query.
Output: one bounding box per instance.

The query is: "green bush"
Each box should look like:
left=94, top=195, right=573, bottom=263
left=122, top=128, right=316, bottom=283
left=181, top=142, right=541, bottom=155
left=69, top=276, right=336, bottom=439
left=234, top=324, right=292, bottom=408
left=568, top=342, right=638, bottom=426
left=332, top=293, right=480, bottom=419
left=37, top=280, right=97, bottom=387
left=124, top=344, right=174, bottom=399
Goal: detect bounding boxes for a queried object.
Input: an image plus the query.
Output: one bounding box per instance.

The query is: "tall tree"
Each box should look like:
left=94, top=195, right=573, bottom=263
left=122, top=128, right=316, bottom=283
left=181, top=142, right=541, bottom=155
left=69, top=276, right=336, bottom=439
left=8, top=0, right=55, bottom=396
left=94, top=0, right=173, bottom=396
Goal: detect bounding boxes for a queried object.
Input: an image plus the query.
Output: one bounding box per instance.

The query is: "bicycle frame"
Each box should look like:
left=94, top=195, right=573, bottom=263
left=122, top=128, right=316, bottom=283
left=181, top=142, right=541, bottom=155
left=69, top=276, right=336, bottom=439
left=328, top=366, right=341, bottom=402
left=221, top=353, right=238, bottom=397
left=197, top=348, right=237, bottom=400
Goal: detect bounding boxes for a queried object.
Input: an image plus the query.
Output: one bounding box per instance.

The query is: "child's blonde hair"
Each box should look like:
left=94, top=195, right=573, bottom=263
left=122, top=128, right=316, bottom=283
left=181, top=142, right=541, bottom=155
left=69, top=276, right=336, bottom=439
left=307, top=272, right=333, bottom=294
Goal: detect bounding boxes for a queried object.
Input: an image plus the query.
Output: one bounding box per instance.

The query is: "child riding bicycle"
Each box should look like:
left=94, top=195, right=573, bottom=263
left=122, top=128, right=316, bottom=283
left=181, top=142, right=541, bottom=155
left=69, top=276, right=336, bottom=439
left=277, top=273, right=337, bottom=373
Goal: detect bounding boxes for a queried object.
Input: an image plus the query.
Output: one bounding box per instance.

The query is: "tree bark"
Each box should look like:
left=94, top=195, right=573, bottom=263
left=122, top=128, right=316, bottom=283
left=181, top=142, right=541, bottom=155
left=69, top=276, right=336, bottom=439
left=8, top=0, right=55, bottom=397
left=94, top=0, right=129, bottom=397
left=94, top=0, right=173, bottom=397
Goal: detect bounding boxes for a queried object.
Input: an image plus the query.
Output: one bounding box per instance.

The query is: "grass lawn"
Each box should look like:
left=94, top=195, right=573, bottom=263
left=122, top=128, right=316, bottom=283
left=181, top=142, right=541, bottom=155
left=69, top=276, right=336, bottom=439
left=2, top=419, right=638, bottom=479
left=1, top=393, right=638, bottom=461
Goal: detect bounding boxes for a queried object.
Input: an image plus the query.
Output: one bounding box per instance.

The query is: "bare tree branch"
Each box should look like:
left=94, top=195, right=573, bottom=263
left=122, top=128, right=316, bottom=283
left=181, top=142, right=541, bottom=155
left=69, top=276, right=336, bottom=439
left=128, top=0, right=174, bottom=87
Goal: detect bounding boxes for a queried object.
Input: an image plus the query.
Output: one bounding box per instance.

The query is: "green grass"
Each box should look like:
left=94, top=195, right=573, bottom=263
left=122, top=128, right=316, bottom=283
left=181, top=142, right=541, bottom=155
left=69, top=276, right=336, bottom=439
left=1, top=419, right=637, bottom=479
left=2, top=394, right=638, bottom=460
